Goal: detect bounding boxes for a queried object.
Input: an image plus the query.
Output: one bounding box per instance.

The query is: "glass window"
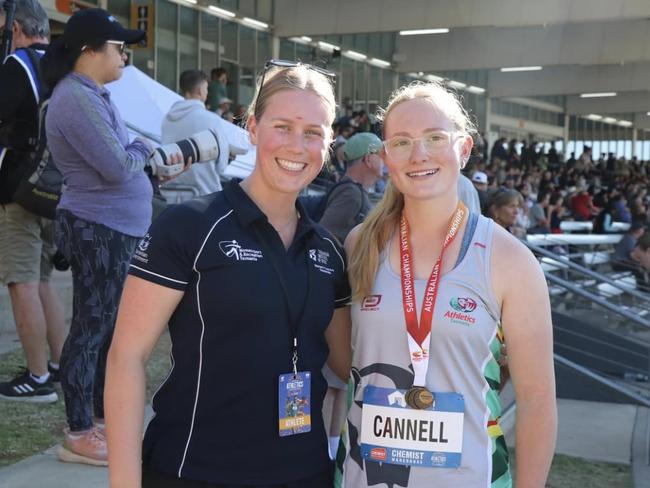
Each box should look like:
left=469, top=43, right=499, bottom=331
left=257, top=32, right=272, bottom=66
left=107, top=0, right=130, bottom=20
left=200, top=13, right=219, bottom=75
left=240, top=26, right=255, bottom=66
left=280, top=40, right=295, bottom=60
left=156, top=0, right=178, bottom=91
left=592, top=141, right=600, bottom=159
left=368, top=66, right=381, bottom=104
left=179, top=6, right=198, bottom=75
left=221, top=20, right=238, bottom=62
left=295, top=43, right=313, bottom=64
left=341, top=57, right=354, bottom=107
left=355, top=62, right=367, bottom=106
left=239, top=66, right=255, bottom=108
left=219, top=0, right=238, bottom=10
left=382, top=70, right=394, bottom=104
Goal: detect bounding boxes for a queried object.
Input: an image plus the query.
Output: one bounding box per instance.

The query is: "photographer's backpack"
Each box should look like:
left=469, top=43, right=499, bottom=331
left=7, top=47, right=62, bottom=219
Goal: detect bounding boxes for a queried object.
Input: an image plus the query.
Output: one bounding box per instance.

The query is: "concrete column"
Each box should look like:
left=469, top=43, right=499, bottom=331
left=484, top=97, right=492, bottom=148
left=271, top=36, right=280, bottom=59
left=632, top=128, right=638, bottom=159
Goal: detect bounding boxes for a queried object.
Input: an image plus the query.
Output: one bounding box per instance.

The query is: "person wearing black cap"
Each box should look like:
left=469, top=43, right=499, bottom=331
left=40, top=8, right=188, bottom=466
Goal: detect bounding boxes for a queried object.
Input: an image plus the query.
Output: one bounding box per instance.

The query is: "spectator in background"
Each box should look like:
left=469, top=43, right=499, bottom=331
left=629, top=232, right=650, bottom=291
left=0, top=0, right=67, bottom=404
left=216, top=96, right=233, bottom=118
left=161, top=69, right=232, bottom=199
left=547, top=142, right=560, bottom=169
left=320, top=132, right=383, bottom=244
left=549, top=192, right=568, bottom=233
left=528, top=191, right=551, bottom=234
left=566, top=151, right=577, bottom=169
left=570, top=184, right=598, bottom=221
left=613, top=194, right=632, bottom=223
left=593, top=197, right=625, bottom=234
left=507, top=138, right=520, bottom=167
left=630, top=195, right=648, bottom=225
left=490, top=137, right=508, bottom=163
left=577, top=145, right=593, bottom=171
left=612, top=222, right=646, bottom=272
left=233, top=103, right=247, bottom=128
left=206, top=66, right=228, bottom=112
left=471, top=170, right=489, bottom=214
left=489, top=189, right=527, bottom=238
left=42, top=9, right=188, bottom=465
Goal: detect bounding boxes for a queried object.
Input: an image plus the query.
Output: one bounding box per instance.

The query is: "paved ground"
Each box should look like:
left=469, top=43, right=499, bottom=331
left=0, top=394, right=640, bottom=487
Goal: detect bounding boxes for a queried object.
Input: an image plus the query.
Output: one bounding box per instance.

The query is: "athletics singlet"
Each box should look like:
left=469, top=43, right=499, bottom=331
left=335, top=214, right=512, bottom=488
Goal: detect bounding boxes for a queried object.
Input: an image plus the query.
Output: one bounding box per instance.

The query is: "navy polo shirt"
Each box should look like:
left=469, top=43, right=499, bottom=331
left=129, top=181, right=350, bottom=485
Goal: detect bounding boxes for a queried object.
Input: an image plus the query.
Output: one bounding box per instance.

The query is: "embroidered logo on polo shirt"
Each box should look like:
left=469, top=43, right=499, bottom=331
left=219, top=240, right=263, bottom=262
left=133, top=233, right=151, bottom=263
left=138, top=233, right=151, bottom=252
left=444, top=297, right=477, bottom=326
left=361, top=294, right=382, bottom=311
left=308, top=248, right=335, bottom=275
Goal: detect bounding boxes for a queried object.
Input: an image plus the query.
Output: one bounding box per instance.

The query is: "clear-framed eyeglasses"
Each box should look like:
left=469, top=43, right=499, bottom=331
left=383, top=130, right=463, bottom=161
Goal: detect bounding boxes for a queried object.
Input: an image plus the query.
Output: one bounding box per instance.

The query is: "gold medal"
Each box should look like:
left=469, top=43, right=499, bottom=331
left=405, top=386, right=435, bottom=410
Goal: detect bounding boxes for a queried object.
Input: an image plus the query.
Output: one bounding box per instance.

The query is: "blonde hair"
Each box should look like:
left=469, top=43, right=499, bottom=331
left=349, top=81, right=476, bottom=300
left=246, top=64, right=337, bottom=127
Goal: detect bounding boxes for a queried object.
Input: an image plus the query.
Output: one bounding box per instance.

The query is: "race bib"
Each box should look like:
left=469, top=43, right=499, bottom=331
left=360, top=385, right=464, bottom=468
left=278, top=371, right=311, bottom=437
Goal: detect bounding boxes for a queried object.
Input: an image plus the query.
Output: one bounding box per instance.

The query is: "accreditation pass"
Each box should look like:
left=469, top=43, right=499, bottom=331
left=360, top=385, right=464, bottom=468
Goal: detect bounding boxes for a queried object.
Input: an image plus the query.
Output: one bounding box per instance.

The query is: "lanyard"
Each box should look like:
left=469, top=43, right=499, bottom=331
left=252, top=222, right=312, bottom=377
left=400, top=201, right=467, bottom=386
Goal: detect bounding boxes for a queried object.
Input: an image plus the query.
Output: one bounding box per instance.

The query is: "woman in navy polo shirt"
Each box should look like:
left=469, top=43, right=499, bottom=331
left=105, top=62, right=351, bottom=487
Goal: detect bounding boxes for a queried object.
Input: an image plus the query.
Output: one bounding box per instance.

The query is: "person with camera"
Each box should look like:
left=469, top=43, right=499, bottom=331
left=0, top=0, right=68, bottom=404
left=105, top=61, right=351, bottom=487
left=160, top=69, right=231, bottom=201
left=41, top=8, right=190, bottom=466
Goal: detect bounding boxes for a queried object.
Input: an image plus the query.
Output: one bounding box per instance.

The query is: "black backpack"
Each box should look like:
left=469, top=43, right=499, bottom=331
left=10, top=48, right=62, bottom=219
left=299, top=178, right=363, bottom=222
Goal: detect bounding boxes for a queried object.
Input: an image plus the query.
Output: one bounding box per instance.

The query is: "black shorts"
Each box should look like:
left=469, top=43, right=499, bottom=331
left=142, top=465, right=333, bottom=488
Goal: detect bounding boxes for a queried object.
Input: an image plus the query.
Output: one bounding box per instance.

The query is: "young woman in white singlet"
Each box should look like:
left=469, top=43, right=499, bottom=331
left=335, top=82, right=556, bottom=488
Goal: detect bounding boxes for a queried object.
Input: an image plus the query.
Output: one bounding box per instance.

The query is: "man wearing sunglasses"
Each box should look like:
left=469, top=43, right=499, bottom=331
left=0, top=0, right=69, bottom=405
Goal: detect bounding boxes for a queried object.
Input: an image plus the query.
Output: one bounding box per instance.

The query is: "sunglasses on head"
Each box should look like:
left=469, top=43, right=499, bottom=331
left=252, top=59, right=336, bottom=118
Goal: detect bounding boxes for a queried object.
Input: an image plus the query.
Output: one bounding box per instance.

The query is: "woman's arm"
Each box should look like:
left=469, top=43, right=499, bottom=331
left=492, top=226, right=557, bottom=488
left=105, top=275, right=184, bottom=488
left=53, top=87, right=153, bottom=183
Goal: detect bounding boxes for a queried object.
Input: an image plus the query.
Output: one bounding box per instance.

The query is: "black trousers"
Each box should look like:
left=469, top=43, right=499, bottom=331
left=142, top=465, right=333, bottom=488
left=55, top=209, right=139, bottom=431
